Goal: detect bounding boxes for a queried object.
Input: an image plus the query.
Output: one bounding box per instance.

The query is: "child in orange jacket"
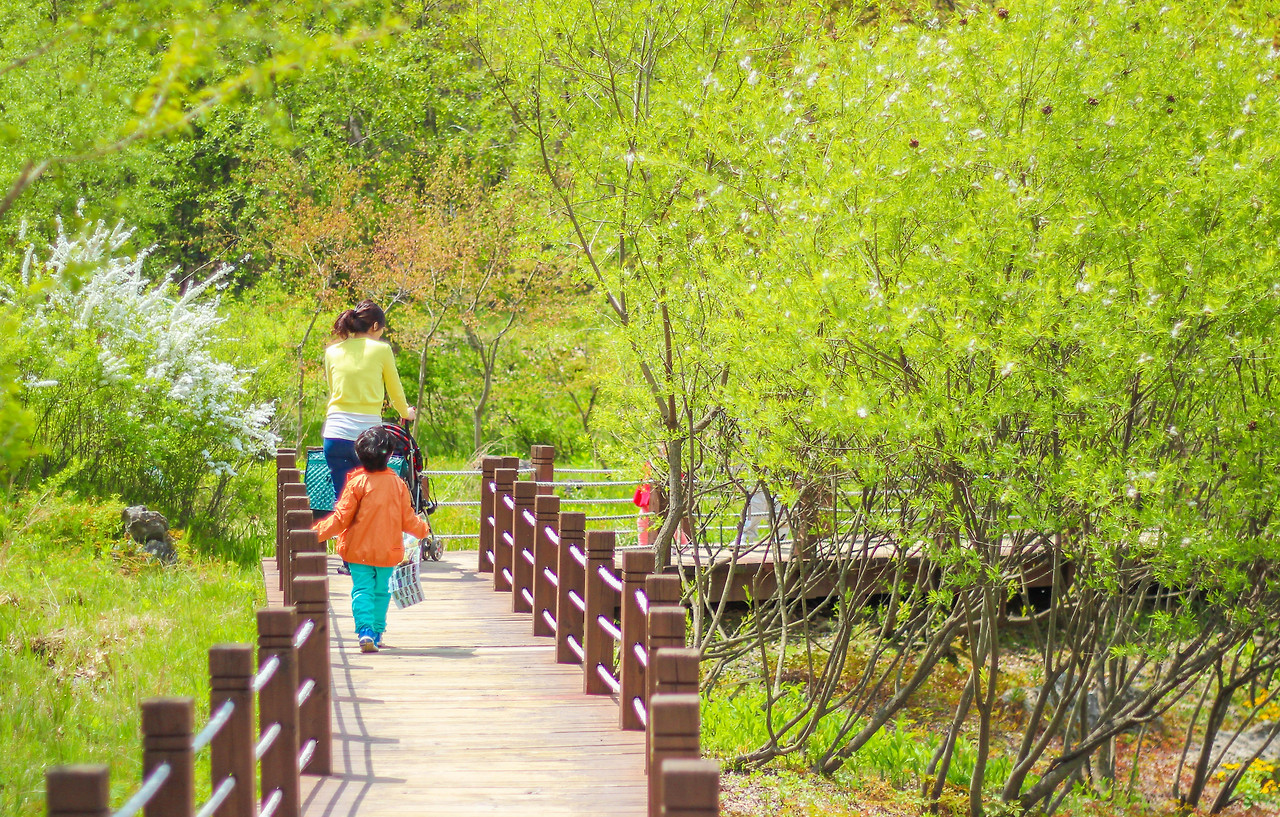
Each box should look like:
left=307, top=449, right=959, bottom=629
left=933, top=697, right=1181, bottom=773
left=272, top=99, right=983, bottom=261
left=313, top=426, right=430, bottom=653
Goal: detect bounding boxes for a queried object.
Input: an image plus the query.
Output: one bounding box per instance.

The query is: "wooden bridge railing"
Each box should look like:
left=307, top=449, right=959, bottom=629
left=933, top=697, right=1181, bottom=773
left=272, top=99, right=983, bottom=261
left=45, top=449, right=332, bottom=817
left=479, top=450, right=721, bottom=817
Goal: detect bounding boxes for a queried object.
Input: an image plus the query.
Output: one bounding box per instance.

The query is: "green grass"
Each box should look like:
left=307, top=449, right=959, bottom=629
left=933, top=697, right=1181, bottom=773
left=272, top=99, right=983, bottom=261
left=0, top=490, right=263, bottom=817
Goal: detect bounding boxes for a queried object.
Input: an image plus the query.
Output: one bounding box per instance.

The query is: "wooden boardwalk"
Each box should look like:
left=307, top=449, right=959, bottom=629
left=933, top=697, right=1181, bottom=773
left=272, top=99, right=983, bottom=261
left=266, top=551, right=648, bottom=817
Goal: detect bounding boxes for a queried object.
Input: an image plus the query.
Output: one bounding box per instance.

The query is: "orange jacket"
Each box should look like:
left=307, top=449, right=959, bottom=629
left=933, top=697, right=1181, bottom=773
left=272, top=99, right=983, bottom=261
left=313, top=469, right=429, bottom=567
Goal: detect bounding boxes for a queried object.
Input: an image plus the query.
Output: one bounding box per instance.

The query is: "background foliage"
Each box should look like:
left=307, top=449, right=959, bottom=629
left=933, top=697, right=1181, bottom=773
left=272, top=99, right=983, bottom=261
left=2, top=0, right=1279, bottom=814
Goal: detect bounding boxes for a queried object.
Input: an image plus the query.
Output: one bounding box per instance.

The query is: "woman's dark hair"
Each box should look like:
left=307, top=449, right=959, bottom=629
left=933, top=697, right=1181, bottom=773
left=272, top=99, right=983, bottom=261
left=354, top=427, right=394, bottom=472
left=332, top=300, right=387, bottom=339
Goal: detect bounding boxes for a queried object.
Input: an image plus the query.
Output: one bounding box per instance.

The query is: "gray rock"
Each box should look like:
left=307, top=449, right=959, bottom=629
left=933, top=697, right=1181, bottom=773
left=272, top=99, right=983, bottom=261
left=122, top=506, right=169, bottom=544
left=1209, top=722, right=1280, bottom=766
left=1005, top=679, right=1161, bottom=734
left=142, top=538, right=177, bottom=564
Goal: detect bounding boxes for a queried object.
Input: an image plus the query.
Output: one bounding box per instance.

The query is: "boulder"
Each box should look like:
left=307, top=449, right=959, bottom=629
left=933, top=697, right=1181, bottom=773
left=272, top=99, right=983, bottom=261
left=122, top=506, right=169, bottom=544
left=1209, top=722, right=1280, bottom=766
left=122, top=506, right=177, bottom=564
left=142, top=538, right=177, bottom=565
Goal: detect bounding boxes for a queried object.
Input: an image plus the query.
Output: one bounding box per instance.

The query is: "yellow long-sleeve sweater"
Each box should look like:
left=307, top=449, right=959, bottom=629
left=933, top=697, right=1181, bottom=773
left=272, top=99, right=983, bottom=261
left=323, top=338, right=411, bottom=417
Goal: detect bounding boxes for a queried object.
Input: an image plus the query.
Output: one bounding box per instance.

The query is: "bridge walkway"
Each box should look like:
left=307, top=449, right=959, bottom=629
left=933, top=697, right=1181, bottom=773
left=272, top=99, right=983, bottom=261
left=265, top=550, right=648, bottom=817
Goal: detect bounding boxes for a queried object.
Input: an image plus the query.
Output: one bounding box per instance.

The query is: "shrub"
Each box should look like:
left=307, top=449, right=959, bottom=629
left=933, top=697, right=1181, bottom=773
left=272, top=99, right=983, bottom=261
left=7, top=214, right=278, bottom=534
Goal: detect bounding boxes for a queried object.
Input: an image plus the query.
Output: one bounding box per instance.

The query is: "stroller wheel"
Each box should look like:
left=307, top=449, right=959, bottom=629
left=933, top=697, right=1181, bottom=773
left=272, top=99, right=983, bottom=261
left=430, top=537, right=444, bottom=561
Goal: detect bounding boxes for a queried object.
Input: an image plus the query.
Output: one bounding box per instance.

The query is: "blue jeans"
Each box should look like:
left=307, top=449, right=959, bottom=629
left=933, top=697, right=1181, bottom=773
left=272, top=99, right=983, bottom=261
left=323, top=437, right=361, bottom=499
left=349, top=563, right=393, bottom=637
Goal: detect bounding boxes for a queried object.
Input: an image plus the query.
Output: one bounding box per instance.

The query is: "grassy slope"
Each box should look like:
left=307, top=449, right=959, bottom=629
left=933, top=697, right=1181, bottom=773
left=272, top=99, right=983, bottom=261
left=0, top=491, right=263, bottom=817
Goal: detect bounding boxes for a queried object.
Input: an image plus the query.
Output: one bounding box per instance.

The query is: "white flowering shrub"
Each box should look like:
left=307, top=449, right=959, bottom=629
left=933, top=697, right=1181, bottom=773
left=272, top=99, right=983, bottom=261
left=11, top=215, right=278, bottom=524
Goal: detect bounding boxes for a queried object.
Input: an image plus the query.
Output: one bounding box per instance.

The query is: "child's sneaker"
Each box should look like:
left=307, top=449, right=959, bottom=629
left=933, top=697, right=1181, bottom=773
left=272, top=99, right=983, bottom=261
left=359, top=634, right=377, bottom=653
left=374, top=633, right=385, bottom=649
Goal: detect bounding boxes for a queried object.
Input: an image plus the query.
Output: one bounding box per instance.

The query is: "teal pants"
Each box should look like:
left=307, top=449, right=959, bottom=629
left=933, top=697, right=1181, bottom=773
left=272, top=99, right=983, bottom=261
left=349, top=563, right=393, bottom=637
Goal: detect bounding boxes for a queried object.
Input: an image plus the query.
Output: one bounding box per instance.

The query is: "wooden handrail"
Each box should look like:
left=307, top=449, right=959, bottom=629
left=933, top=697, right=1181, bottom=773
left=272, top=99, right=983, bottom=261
left=492, top=466, right=518, bottom=593
left=532, top=494, right=561, bottom=637
left=648, top=694, right=702, bottom=817
left=209, top=644, right=254, bottom=817
left=582, top=531, right=617, bottom=696
left=620, top=549, right=656, bottom=731
left=142, top=697, right=194, bottom=817
left=478, top=456, right=501, bottom=573
left=556, top=511, right=587, bottom=664
left=511, top=481, right=538, bottom=614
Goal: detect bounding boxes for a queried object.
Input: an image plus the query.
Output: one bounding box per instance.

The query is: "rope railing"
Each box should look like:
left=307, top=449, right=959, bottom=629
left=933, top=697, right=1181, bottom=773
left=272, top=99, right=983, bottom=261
left=193, top=777, right=236, bottom=817
left=191, top=699, right=235, bottom=752
left=46, top=448, right=335, bottom=817
left=255, top=723, right=281, bottom=760
left=258, top=789, right=284, bottom=817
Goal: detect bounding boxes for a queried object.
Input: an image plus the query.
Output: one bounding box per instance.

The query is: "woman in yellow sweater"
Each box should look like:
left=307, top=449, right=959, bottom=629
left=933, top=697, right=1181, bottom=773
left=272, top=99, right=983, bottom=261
left=322, top=300, right=416, bottom=509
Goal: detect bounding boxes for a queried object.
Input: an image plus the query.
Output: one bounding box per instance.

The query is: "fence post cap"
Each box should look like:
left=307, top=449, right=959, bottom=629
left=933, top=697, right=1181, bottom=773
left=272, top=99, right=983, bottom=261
left=622, top=549, right=656, bottom=576
left=645, top=574, right=683, bottom=603
left=481, top=456, right=503, bottom=471
left=209, top=643, right=254, bottom=676
left=559, top=511, right=586, bottom=532
left=293, top=576, right=329, bottom=603
left=495, top=467, right=518, bottom=485
left=46, top=764, right=110, bottom=812
left=140, top=696, right=195, bottom=733
left=256, top=606, right=297, bottom=635
left=531, top=444, right=555, bottom=458
left=501, top=456, right=520, bottom=468
left=584, top=530, right=616, bottom=554
left=514, top=480, right=538, bottom=499
left=660, top=758, right=720, bottom=809
left=535, top=495, right=561, bottom=514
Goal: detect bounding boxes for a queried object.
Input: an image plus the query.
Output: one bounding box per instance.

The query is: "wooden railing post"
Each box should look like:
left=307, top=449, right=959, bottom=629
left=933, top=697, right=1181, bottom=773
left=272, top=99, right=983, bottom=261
left=646, top=606, right=688, bottom=705
left=648, top=694, right=701, bottom=817
left=531, top=444, right=555, bottom=495
left=257, top=608, right=300, bottom=817
left=275, top=451, right=296, bottom=590
left=620, top=549, right=656, bottom=731
left=492, top=467, right=518, bottom=593
left=511, top=480, right=538, bottom=614
left=141, top=697, right=194, bottom=817
left=660, top=758, right=720, bottom=817
left=532, top=494, right=561, bottom=637
left=209, top=645, right=254, bottom=817
left=582, top=530, right=617, bottom=695
left=278, top=473, right=303, bottom=590
left=478, top=456, right=501, bottom=573
left=290, top=528, right=326, bottom=586
left=46, top=765, right=110, bottom=817
left=647, top=643, right=698, bottom=773
left=556, top=511, right=586, bottom=664
left=282, top=509, right=311, bottom=605
left=293, top=576, right=332, bottom=776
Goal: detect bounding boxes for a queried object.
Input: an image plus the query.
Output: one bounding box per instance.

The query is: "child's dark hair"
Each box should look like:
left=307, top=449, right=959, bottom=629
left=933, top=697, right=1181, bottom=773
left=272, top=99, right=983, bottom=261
left=333, top=300, right=386, bottom=339
left=354, top=427, right=395, bottom=472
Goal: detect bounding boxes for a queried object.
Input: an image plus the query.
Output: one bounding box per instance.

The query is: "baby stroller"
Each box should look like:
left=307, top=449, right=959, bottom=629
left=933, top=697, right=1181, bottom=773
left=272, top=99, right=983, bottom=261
left=380, top=422, right=446, bottom=562
left=304, top=422, right=445, bottom=562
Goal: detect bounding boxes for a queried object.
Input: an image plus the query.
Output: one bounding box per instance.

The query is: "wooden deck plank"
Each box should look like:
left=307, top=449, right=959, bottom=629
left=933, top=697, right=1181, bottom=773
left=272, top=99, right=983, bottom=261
left=267, top=551, right=647, bottom=817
